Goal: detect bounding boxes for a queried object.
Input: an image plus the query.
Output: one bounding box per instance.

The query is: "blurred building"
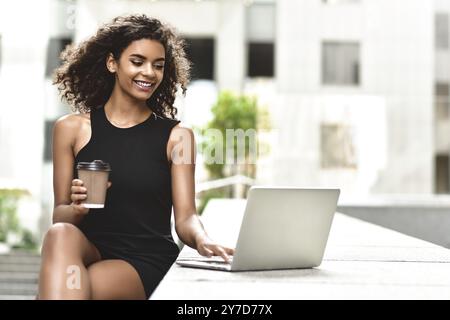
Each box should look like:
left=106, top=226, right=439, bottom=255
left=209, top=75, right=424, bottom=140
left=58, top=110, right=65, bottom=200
left=274, top=0, right=434, bottom=196
left=0, top=0, right=72, bottom=241
left=435, top=0, right=450, bottom=194
left=0, top=0, right=449, bottom=242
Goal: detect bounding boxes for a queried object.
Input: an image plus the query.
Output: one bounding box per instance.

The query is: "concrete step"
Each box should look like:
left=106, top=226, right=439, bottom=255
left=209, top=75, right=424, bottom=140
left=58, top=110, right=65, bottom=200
left=0, top=272, right=38, bottom=284
left=0, top=251, right=40, bottom=298
left=0, top=250, right=40, bottom=256
left=0, top=263, right=40, bottom=273
left=0, top=253, right=41, bottom=265
left=0, top=295, right=35, bottom=300
left=0, top=251, right=41, bottom=272
left=0, top=283, right=37, bottom=296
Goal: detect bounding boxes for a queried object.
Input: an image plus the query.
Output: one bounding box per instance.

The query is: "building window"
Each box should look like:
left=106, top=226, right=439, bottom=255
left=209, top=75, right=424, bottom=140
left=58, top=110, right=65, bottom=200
left=321, top=123, right=357, bottom=169
left=184, top=38, right=215, bottom=81
left=246, top=2, right=275, bottom=78
left=45, top=37, right=72, bottom=78
left=248, top=42, right=274, bottom=78
left=436, top=13, right=449, bottom=50
left=435, top=154, right=450, bottom=194
left=44, top=120, right=55, bottom=162
left=435, top=83, right=449, bottom=119
left=322, top=42, right=360, bottom=86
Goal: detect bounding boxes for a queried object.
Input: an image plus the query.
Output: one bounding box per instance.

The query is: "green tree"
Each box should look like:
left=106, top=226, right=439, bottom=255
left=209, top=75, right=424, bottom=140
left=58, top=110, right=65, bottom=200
left=201, top=91, right=259, bottom=179
left=196, top=91, right=271, bottom=213
left=0, top=188, right=37, bottom=251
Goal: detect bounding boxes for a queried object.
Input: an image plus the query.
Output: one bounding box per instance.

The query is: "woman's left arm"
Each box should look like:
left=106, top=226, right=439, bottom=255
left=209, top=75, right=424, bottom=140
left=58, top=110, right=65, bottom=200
left=169, top=125, right=234, bottom=262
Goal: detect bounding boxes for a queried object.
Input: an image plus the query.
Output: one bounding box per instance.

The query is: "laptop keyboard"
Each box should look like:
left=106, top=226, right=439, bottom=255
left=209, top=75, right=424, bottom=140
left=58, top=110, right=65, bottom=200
left=177, top=256, right=233, bottom=264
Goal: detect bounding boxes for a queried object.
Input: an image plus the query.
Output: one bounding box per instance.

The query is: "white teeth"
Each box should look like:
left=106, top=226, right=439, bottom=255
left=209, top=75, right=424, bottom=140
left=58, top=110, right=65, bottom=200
left=135, top=81, right=152, bottom=88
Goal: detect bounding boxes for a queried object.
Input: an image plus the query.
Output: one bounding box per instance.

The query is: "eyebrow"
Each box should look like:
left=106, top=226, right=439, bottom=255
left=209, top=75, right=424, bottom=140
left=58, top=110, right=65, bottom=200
left=129, top=54, right=165, bottom=62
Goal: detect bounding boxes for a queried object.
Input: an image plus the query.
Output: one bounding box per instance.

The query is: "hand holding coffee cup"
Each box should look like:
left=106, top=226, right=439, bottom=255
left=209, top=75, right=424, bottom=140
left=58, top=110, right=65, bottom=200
left=75, top=160, right=112, bottom=210
left=70, top=179, right=112, bottom=214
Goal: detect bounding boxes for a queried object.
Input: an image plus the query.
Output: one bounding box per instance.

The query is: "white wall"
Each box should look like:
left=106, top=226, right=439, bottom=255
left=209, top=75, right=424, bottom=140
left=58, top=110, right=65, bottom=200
left=270, top=94, right=386, bottom=196
left=75, top=0, right=220, bottom=42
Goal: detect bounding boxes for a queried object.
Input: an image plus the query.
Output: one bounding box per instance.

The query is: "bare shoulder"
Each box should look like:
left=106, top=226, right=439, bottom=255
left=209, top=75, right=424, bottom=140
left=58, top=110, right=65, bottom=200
left=55, top=113, right=89, bottom=127
left=54, top=113, right=90, bottom=146
left=169, top=124, right=195, bottom=141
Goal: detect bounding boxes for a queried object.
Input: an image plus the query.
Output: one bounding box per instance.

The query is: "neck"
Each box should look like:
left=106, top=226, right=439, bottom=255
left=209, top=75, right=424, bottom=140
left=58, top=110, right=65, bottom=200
left=104, top=83, right=152, bottom=124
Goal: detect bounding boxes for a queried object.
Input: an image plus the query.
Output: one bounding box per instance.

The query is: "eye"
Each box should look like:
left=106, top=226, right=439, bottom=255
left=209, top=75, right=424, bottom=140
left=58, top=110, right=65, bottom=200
left=131, top=60, right=143, bottom=66
left=155, top=64, right=165, bottom=70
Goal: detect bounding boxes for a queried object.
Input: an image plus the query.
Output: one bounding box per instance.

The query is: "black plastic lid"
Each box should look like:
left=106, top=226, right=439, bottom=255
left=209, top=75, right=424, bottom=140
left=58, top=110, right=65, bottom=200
left=76, top=160, right=111, bottom=172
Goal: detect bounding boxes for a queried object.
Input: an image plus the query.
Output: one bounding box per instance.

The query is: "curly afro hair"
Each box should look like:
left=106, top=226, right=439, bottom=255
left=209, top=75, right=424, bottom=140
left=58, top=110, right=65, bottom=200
left=53, top=14, right=191, bottom=119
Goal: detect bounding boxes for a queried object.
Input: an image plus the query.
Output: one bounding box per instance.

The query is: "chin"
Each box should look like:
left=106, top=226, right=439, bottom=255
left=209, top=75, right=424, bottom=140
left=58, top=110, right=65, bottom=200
left=129, top=90, right=153, bottom=101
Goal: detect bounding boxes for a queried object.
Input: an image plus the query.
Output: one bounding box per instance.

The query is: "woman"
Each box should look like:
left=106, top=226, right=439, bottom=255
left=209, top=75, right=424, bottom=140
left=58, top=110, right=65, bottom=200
left=38, top=14, right=234, bottom=300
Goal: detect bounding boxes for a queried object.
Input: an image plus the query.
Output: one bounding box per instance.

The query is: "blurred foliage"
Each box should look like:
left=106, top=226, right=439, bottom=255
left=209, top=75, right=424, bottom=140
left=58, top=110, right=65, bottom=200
left=0, top=188, right=38, bottom=251
left=12, top=229, right=38, bottom=252
left=200, top=91, right=270, bottom=179
left=195, top=91, right=272, bottom=214
left=197, top=186, right=232, bottom=215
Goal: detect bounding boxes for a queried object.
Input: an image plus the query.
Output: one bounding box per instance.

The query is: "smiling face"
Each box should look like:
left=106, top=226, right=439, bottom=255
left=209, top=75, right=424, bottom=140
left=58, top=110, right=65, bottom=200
left=107, top=39, right=166, bottom=102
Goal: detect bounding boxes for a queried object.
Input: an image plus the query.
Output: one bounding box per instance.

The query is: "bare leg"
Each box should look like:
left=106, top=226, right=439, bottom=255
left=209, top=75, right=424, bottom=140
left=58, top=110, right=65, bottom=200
left=88, top=260, right=146, bottom=300
left=38, top=223, right=101, bottom=299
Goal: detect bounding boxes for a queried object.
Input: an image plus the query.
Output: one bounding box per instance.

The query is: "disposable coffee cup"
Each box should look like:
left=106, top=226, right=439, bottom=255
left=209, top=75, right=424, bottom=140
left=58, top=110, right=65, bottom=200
left=76, top=160, right=111, bottom=209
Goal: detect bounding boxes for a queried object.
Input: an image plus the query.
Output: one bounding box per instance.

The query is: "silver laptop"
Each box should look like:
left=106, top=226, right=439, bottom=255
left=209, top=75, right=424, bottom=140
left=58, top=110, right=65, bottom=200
left=176, top=187, right=340, bottom=271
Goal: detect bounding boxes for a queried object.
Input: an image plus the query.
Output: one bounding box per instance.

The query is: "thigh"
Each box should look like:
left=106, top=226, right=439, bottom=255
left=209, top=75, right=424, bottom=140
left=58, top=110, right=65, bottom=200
left=87, top=259, right=146, bottom=300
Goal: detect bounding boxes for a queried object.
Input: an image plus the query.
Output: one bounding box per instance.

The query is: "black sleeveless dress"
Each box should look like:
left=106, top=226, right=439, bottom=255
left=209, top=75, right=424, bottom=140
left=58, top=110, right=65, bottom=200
left=73, top=105, right=181, bottom=298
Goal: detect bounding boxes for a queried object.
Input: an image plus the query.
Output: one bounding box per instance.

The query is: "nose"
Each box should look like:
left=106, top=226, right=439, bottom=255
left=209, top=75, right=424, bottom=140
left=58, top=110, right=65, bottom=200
left=142, top=62, right=156, bottom=78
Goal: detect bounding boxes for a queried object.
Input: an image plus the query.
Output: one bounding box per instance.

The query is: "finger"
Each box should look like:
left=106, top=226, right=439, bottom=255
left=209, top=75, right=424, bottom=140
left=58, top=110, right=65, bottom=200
left=215, top=248, right=230, bottom=263
left=72, top=179, right=84, bottom=186
left=221, top=253, right=230, bottom=263
left=71, top=194, right=87, bottom=202
left=107, top=181, right=112, bottom=188
left=225, top=247, right=235, bottom=255
left=71, top=186, right=87, bottom=194
left=201, top=247, right=214, bottom=257
left=72, top=203, right=89, bottom=214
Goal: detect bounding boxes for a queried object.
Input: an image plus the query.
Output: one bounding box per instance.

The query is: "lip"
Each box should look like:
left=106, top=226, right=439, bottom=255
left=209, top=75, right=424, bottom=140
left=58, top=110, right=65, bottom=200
left=133, top=80, right=155, bottom=92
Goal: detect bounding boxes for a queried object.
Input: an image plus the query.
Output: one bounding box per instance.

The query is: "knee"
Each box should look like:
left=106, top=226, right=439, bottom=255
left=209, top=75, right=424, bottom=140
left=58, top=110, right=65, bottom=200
left=41, top=223, right=82, bottom=257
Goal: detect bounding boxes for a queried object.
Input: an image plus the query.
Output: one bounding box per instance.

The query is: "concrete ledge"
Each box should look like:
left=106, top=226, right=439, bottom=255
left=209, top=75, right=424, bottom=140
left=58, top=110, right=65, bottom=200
left=338, top=195, right=450, bottom=248
left=152, top=199, right=450, bottom=300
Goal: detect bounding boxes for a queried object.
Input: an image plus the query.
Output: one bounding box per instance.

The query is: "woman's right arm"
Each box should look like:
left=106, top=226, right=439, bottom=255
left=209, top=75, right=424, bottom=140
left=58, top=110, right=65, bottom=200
left=52, top=115, right=89, bottom=225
